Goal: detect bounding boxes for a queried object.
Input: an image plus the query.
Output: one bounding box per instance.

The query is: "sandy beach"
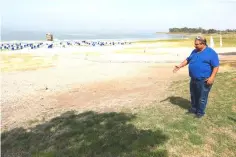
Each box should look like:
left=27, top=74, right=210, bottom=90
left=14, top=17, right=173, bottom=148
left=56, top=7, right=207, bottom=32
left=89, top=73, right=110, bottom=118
left=1, top=42, right=236, bottom=131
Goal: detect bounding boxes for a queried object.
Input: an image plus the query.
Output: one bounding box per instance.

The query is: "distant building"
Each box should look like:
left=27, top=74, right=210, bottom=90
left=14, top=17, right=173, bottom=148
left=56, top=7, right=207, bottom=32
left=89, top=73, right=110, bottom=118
left=46, top=33, right=53, bottom=41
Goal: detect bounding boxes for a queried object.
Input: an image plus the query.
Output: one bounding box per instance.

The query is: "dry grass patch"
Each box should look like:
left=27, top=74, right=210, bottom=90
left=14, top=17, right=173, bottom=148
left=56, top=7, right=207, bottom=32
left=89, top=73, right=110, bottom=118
left=0, top=53, right=58, bottom=72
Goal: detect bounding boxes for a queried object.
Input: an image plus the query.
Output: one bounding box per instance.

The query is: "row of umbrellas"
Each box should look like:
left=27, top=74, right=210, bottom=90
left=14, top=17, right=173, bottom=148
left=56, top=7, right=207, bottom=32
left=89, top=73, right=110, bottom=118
left=0, top=40, right=132, bottom=51
left=1, top=43, right=46, bottom=50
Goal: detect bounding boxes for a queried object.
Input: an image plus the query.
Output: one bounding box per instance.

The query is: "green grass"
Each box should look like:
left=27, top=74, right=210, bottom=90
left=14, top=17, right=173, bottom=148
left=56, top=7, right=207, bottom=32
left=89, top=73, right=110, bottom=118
left=1, top=111, right=168, bottom=157
left=133, top=71, right=236, bottom=157
left=1, top=71, right=236, bottom=157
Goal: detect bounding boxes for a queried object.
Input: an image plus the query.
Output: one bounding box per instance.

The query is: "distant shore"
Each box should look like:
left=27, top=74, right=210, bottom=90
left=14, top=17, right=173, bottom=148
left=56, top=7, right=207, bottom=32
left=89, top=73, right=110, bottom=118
left=1, top=32, right=235, bottom=54
left=156, top=32, right=199, bottom=35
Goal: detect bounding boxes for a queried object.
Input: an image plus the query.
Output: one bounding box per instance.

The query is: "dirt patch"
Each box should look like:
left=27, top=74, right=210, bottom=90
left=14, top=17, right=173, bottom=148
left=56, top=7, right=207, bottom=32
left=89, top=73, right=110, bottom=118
left=232, top=105, right=236, bottom=112
left=1, top=62, right=188, bottom=131
left=55, top=66, right=180, bottom=110
left=218, top=52, right=236, bottom=56
left=219, top=55, right=236, bottom=61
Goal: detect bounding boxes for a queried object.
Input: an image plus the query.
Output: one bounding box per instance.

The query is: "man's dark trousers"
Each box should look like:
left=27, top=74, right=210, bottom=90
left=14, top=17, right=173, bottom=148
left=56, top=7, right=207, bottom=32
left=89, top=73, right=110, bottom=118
left=189, top=78, right=212, bottom=116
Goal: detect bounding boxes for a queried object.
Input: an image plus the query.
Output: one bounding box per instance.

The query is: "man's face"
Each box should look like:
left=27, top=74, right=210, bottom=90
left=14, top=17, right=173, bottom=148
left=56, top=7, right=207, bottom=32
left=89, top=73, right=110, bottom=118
left=194, top=40, right=204, bottom=51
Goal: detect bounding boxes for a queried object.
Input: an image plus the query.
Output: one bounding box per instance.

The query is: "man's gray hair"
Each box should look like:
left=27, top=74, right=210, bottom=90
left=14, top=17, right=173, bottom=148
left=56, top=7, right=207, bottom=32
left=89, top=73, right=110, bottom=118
left=195, top=36, right=207, bottom=45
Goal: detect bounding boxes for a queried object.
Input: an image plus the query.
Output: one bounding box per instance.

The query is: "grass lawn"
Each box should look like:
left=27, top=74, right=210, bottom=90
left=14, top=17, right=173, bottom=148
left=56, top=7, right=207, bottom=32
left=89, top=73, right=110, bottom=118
left=0, top=54, right=58, bottom=72
left=133, top=70, right=236, bottom=157
left=1, top=71, right=236, bottom=157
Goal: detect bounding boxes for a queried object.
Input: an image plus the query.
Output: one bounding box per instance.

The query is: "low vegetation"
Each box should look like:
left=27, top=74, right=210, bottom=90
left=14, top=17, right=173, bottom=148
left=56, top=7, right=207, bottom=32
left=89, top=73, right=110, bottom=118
left=2, top=70, right=235, bottom=157
left=168, top=27, right=236, bottom=34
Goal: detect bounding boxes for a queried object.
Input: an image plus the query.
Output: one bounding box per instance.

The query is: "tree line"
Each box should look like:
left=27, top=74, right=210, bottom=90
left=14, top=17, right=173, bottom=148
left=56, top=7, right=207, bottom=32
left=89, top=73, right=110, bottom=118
left=169, top=27, right=236, bottom=34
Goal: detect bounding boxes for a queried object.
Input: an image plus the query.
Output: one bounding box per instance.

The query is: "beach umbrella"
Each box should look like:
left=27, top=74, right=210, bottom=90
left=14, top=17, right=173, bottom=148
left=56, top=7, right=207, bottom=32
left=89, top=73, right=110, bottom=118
left=48, top=44, right=53, bottom=48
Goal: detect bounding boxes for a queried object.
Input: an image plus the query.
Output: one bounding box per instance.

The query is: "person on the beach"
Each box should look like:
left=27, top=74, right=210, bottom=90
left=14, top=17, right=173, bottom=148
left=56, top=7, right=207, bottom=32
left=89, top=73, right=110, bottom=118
left=173, top=36, right=219, bottom=118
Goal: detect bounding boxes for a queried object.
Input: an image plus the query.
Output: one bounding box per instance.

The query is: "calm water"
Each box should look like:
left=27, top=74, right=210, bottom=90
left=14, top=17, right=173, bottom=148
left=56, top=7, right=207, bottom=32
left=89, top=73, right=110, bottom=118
left=1, top=31, right=186, bottom=41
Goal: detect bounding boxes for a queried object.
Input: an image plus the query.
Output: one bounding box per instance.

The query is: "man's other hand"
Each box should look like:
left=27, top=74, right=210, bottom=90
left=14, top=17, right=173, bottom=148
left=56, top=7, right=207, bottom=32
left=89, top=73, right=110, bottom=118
left=205, top=77, right=214, bottom=85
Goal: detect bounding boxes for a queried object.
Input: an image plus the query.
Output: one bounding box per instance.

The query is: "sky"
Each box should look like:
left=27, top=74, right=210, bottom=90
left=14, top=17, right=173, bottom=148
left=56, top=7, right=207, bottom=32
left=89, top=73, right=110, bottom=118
left=1, top=0, right=236, bottom=33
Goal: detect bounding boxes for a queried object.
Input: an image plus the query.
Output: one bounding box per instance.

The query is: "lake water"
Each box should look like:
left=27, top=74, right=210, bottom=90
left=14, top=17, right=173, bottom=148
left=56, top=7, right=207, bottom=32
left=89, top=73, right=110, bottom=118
left=1, top=31, right=187, bottom=41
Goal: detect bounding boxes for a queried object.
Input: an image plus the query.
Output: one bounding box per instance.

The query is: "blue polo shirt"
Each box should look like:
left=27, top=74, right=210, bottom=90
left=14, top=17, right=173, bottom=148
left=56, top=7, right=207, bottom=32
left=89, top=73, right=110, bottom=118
left=187, top=47, right=219, bottom=79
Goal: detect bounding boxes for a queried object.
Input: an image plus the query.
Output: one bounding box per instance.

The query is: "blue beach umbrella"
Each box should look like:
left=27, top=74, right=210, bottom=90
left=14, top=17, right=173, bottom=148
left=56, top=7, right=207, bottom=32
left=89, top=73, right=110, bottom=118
left=48, top=44, right=53, bottom=48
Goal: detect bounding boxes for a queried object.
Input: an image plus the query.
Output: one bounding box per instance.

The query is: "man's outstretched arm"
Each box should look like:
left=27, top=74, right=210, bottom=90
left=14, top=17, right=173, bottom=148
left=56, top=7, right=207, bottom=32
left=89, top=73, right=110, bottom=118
left=173, top=59, right=188, bottom=73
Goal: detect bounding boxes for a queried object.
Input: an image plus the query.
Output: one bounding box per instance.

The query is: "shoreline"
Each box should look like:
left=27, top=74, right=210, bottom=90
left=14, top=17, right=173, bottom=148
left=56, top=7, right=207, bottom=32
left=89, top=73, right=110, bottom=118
left=0, top=37, right=185, bottom=44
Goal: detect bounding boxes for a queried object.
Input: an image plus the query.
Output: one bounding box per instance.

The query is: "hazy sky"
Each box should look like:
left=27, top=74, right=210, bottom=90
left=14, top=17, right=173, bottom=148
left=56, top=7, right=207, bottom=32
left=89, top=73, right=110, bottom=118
left=1, top=0, right=236, bottom=32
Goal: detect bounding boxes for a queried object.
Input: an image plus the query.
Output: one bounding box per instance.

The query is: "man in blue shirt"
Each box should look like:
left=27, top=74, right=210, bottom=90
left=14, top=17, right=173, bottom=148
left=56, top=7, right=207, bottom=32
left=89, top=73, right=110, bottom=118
left=173, top=36, right=220, bottom=118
